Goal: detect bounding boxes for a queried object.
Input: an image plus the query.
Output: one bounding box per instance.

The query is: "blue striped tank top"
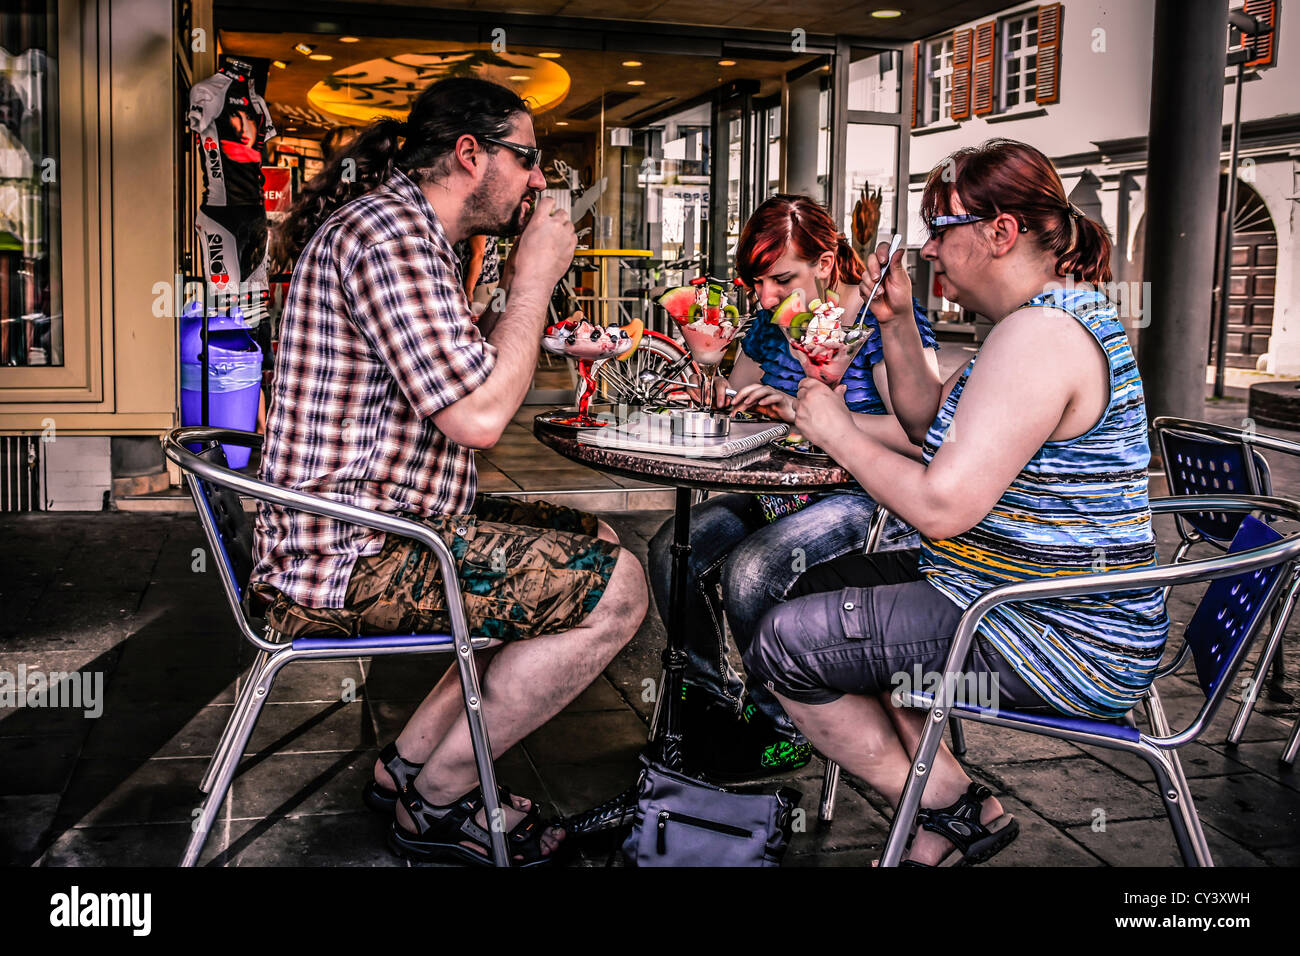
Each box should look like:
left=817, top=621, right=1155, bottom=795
left=918, top=288, right=1169, bottom=719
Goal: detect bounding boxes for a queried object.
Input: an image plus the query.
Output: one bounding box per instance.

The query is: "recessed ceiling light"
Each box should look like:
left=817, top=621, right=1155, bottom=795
left=286, top=126, right=298, bottom=131
left=555, top=121, right=569, bottom=126
left=538, top=52, right=562, bottom=59
left=272, top=59, right=288, bottom=69
left=339, top=36, right=359, bottom=43
left=622, top=60, right=642, bottom=67
left=309, top=53, right=333, bottom=61
left=294, top=43, right=314, bottom=55
left=508, top=74, right=529, bottom=81
left=718, top=59, right=737, bottom=66
left=871, top=8, right=903, bottom=17
left=627, top=79, right=646, bottom=86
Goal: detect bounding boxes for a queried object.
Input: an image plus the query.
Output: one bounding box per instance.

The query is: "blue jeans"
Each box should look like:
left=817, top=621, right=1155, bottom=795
left=648, top=489, right=911, bottom=736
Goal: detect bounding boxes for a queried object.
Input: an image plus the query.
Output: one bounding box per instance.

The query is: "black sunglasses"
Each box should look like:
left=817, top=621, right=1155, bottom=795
left=923, top=213, right=987, bottom=241
left=481, top=135, right=542, bottom=171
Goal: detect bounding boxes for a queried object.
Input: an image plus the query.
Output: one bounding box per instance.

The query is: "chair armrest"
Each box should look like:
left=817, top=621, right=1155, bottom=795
left=929, top=494, right=1300, bottom=742
left=162, top=427, right=472, bottom=645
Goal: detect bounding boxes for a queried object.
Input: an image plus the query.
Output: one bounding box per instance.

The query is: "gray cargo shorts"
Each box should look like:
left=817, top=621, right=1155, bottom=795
left=742, top=548, right=1050, bottom=712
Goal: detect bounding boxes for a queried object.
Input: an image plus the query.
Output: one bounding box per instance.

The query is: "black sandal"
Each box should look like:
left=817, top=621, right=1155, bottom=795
left=362, top=741, right=424, bottom=813
left=900, top=782, right=1019, bottom=867
left=388, top=784, right=558, bottom=867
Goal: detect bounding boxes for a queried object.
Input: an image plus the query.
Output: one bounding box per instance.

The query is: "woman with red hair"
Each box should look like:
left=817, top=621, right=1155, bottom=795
left=744, top=140, right=1167, bottom=865
left=647, top=193, right=938, bottom=781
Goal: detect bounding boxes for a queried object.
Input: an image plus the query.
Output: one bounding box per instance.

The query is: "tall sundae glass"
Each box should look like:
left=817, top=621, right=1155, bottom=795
left=657, top=277, right=749, bottom=412
left=771, top=284, right=873, bottom=453
left=541, top=314, right=642, bottom=427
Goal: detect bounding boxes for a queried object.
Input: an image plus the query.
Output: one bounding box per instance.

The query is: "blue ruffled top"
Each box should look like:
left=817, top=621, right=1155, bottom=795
left=739, top=298, right=938, bottom=414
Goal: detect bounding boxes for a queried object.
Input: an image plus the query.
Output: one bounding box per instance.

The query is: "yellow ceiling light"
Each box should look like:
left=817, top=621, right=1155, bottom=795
left=622, top=60, right=642, bottom=67
left=309, top=53, right=333, bottom=61
left=871, top=9, right=903, bottom=17
left=555, top=120, right=569, bottom=126
left=307, top=49, right=571, bottom=122
left=718, top=59, right=737, bottom=66
left=339, top=36, right=360, bottom=43
left=538, top=52, right=562, bottom=59
left=294, top=42, right=313, bottom=55
left=627, top=79, right=646, bottom=86
left=272, top=59, right=288, bottom=69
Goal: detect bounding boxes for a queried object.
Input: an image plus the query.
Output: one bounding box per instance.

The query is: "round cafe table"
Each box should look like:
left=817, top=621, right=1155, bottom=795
left=534, top=413, right=854, bottom=811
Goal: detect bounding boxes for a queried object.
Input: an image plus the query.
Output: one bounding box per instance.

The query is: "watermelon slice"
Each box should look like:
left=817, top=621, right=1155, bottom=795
left=771, top=289, right=807, bottom=327
left=658, top=286, right=697, bottom=320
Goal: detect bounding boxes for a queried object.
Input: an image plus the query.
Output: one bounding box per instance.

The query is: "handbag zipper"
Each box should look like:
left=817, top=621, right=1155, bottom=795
left=656, top=809, right=753, bottom=854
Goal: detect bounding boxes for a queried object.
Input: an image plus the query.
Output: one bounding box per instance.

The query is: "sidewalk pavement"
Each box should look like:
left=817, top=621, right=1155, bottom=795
left=2, top=393, right=1297, bottom=867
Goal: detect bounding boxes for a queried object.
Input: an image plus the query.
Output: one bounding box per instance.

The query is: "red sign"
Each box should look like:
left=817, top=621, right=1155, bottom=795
left=263, top=166, right=293, bottom=219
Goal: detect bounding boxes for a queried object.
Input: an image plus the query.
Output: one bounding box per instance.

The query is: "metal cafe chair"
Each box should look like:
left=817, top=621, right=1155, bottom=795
left=879, top=494, right=1300, bottom=867
left=1153, top=416, right=1300, bottom=764
left=817, top=505, right=966, bottom=825
left=161, top=426, right=510, bottom=867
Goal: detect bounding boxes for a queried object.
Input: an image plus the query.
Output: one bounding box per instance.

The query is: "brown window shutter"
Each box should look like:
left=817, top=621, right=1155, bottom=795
left=911, top=41, right=921, bottom=127
left=972, top=21, right=997, bottom=115
left=1036, top=2, right=1064, bottom=105
left=951, top=28, right=973, bottom=120
left=1243, top=0, right=1278, bottom=69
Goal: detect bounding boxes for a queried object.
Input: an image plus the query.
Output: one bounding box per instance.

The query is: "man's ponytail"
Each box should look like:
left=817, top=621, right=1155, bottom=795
left=271, top=117, right=406, bottom=271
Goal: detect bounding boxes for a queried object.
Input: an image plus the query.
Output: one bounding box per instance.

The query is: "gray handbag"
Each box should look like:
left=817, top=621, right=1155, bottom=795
left=622, top=756, right=801, bottom=867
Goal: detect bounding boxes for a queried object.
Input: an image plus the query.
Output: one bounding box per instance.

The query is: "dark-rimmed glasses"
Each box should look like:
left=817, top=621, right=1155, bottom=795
left=481, top=136, right=542, bottom=171
left=923, top=213, right=988, bottom=241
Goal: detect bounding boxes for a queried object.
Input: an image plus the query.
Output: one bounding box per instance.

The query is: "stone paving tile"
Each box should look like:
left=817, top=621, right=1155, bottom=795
left=1063, top=817, right=1268, bottom=867
left=1140, top=772, right=1300, bottom=850
left=1209, top=739, right=1300, bottom=792
left=243, top=700, right=376, bottom=756
left=227, top=749, right=380, bottom=820
left=217, top=811, right=400, bottom=867
left=984, top=756, right=1167, bottom=827
left=981, top=793, right=1103, bottom=866
left=39, top=821, right=225, bottom=867
left=1074, top=741, right=1254, bottom=783
left=0, top=735, right=85, bottom=795
left=521, top=709, right=648, bottom=767
left=53, top=756, right=208, bottom=828
left=80, top=704, right=233, bottom=760
left=0, top=793, right=60, bottom=865
left=242, top=658, right=364, bottom=706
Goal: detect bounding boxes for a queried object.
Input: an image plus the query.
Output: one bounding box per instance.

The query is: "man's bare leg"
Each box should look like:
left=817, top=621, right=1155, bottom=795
left=395, top=542, right=647, bottom=855
left=373, top=520, right=621, bottom=789
left=776, top=692, right=1004, bottom=865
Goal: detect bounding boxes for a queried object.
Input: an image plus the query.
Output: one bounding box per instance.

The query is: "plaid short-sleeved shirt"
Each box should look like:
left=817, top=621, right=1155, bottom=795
left=250, top=169, right=497, bottom=609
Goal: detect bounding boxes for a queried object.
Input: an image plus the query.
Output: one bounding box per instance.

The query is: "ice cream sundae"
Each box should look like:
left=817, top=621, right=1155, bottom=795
left=772, top=288, right=871, bottom=388
left=541, top=315, right=643, bottom=426
left=657, top=276, right=749, bottom=410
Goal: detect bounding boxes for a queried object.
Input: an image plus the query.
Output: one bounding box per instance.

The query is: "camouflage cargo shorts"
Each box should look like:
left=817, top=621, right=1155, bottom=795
left=252, top=496, right=620, bottom=642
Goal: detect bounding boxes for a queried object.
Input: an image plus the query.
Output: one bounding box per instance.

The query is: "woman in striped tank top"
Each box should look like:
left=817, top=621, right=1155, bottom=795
left=743, top=139, right=1168, bottom=866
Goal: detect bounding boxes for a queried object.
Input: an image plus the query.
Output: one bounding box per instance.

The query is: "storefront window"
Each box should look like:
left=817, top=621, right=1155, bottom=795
left=844, top=124, right=898, bottom=254
left=0, top=0, right=62, bottom=368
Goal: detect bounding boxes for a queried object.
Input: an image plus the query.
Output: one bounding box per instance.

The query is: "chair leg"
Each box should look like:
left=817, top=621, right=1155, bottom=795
left=1227, top=568, right=1300, bottom=745
left=454, top=643, right=509, bottom=867
left=201, top=648, right=270, bottom=794
left=1282, top=715, right=1300, bottom=767
left=949, top=717, right=967, bottom=757
left=879, top=699, right=947, bottom=866
left=819, top=760, right=841, bottom=824
left=182, top=648, right=290, bottom=867
left=1141, top=686, right=1213, bottom=866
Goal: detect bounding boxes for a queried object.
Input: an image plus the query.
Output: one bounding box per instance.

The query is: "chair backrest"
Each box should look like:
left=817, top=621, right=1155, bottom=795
left=188, top=441, right=256, bottom=598
left=1183, top=514, right=1285, bottom=699
left=1157, top=424, right=1267, bottom=546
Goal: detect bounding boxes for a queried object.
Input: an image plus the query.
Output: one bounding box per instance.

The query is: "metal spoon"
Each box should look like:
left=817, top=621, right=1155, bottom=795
left=861, top=233, right=904, bottom=312
left=637, top=368, right=736, bottom=400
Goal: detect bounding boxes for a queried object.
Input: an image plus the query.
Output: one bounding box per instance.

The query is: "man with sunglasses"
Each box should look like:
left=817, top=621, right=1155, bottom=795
left=253, top=77, right=648, bottom=865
